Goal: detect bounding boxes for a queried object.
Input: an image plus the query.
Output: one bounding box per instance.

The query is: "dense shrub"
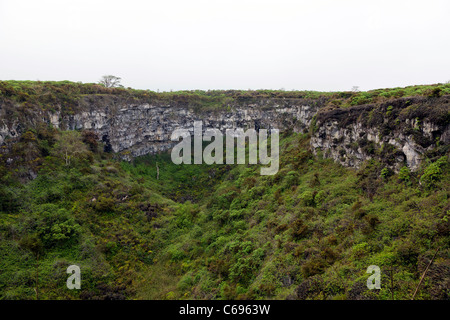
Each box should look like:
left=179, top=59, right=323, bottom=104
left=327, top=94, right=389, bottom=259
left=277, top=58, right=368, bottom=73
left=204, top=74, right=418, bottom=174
left=0, top=117, right=448, bottom=300
left=420, top=156, right=447, bottom=189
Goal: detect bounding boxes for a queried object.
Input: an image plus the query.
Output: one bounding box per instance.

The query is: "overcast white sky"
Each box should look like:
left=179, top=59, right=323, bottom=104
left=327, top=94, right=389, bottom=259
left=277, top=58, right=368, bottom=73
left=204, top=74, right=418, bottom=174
left=0, top=0, right=449, bottom=92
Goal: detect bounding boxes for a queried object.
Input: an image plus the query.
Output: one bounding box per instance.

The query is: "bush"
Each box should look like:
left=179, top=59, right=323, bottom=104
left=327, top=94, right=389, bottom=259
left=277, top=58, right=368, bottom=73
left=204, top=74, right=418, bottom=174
left=282, top=171, right=299, bottom=189
left=314, top=190, right=327, bottom=206
left=292, top=219, right=308, bottom=239
left=19, top=233, right=44, bottom=256
left=0, top=186, right=20, bottom=213
left=420, top=156, right=447, bottom=189
left=93, top=196, right=116, bottom=212
left=301, top=257, right=327, bottom=277
left=299, top=191, right=315, bottom=207
left=33, top=205, right=81, bottom=247
left=381, top=168, right=392, bottom=180
left=398, top=166, right=411, bottom=185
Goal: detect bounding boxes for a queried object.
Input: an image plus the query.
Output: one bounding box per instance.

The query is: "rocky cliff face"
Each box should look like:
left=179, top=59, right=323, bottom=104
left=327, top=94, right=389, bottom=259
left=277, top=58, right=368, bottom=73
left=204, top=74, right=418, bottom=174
left=0, top=94, right=448, bottom=171
left=310, top=96, right=449, bottom=171
left=0, top=96, right=320, bottom=159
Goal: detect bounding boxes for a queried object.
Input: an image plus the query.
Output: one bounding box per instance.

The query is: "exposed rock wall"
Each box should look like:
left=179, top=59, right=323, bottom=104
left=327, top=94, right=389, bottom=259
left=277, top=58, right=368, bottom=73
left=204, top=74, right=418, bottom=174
left=0, top=94, right=448, bottom=171
left=310, top=96, right=449, bottom=171
left=0, top=97, right=320, bottom=160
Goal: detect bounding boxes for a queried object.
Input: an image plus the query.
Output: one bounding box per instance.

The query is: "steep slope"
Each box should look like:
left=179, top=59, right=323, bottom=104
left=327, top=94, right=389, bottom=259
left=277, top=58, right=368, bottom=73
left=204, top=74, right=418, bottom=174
left=0, top=81, right=449, bottom=300
left=1, top=81, right=449, bottom=171
left=126, top=133, right=449, bottom=300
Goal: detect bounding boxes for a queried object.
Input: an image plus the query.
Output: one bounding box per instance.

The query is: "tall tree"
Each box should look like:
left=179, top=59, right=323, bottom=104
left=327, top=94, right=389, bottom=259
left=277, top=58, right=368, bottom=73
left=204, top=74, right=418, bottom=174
left=99, top=75, right=122, bottom=88
left=51, top=131, right=89, bottom=166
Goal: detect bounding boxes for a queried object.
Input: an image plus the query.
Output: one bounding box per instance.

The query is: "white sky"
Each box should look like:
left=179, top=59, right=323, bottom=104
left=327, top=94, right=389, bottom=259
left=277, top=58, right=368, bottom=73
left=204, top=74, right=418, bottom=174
left=0, top=0, right=449, bottom=92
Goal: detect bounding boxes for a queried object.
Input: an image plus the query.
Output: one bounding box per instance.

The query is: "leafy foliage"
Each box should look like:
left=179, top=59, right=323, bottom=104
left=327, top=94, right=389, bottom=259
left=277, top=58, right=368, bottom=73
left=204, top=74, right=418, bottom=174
left=0, top=84, right=448, bottom=299
left=420, top=156, right=447, bottom=189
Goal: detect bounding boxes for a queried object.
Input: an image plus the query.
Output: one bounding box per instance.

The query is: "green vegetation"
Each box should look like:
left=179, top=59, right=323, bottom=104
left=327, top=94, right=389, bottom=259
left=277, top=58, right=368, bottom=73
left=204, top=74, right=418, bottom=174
left=1, top=80, right=450, bottom=116
left=0, top=124, right=448, bottom=300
